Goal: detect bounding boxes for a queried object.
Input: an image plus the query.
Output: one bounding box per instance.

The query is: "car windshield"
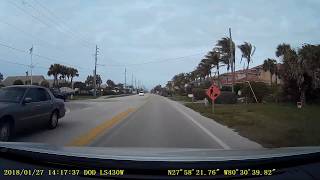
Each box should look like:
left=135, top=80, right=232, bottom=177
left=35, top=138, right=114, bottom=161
left=1, top=0, right=320, bottom=170
left=0, top=87, right=26, bottom=103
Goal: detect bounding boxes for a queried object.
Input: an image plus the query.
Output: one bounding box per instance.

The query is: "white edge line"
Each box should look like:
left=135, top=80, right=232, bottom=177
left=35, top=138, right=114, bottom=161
left=167, top=99, right=231, bottom=150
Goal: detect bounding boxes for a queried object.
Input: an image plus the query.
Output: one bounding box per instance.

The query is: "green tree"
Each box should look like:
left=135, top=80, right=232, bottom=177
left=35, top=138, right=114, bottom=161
left=74, top=82, right=86, bottom=90
left=276, top=43, right=305, bottom=104
left=216, top=37, right=235, bottom=72
left=0, top=72, right=3, bottom=82
left=238, top=42, right=256, bottom=80
left=263, top=58, right=277, bottom=85
left=206, top=50, right=220, bottom=80
left=13, top=79, right=24, bottom=85
left=69, top=68, right=79, bottom=87
left=47, top=64, right=61, bottom=87
left=85, top=74, right=102, bottom=89
left=40, top=80, right=50, bottom=88
left=106, top=79, right=116, bottom=88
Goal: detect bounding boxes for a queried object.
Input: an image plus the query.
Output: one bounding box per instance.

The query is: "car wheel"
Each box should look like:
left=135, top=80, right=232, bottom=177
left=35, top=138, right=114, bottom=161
left=0, top=122, right=11, bottom=142
left=48, top=111, right=59, bottom=129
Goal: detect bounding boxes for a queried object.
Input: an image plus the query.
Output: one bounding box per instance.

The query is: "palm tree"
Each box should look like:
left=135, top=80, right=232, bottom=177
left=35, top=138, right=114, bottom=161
left=198, top=58, right=211, bottom=79
left=238, top=42, right=256, bottom=80
left=47, top=64, right=61, bottom=87
left=69, top=68, right=79, bottom=88
left=206, top=50, right=220, bottom=80
left=216, top=37, right=235, bottom=72
left=276, top=43, right=305, bottom=104
left=263, top=58, right=277, bottom=85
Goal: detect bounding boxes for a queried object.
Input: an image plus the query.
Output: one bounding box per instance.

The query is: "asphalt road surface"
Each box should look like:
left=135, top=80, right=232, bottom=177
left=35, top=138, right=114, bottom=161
left=14, top=94, right=262, bottom=149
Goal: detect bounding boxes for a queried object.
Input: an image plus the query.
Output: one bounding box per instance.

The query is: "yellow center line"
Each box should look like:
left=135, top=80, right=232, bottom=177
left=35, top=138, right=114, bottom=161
left=66, top=108, right=135, bottom=146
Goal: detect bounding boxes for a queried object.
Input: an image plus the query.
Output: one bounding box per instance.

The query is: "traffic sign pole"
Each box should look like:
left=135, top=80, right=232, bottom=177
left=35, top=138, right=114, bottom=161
left=206, top=84, right=221, bottom=114
left=212, top=99, right=215, bottom=113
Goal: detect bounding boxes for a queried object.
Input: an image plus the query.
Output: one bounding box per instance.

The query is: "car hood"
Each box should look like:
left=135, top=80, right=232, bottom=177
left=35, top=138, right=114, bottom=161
left=1, top=142, right=320, bottom=162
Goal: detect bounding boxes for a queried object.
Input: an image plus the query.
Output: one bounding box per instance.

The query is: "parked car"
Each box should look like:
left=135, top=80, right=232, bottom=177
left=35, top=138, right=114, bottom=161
left=50, top=88, right=68, bottom=101
left=0, top=85, right=66, bottom=141
left=139, top=91, right=145, bottom=96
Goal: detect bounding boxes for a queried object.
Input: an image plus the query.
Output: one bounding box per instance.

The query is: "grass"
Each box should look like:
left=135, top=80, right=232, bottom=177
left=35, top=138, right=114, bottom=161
left=185, top=103, right=320, bottom=148
left=169, top=95, right=192, bottom=102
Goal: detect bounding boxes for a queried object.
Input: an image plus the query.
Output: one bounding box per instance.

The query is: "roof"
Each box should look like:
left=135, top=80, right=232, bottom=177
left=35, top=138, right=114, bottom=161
left=2, top=75, right=45, bottom=86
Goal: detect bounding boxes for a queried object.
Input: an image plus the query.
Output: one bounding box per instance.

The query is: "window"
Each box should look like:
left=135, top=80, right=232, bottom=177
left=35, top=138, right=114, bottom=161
left=0, top=87, right=26, bottom=103
left=25, top=88, right=51, bottom=102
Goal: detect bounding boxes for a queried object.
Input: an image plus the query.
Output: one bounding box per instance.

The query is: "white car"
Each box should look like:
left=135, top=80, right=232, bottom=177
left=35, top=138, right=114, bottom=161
left=138, top=91, right=144, bottom=96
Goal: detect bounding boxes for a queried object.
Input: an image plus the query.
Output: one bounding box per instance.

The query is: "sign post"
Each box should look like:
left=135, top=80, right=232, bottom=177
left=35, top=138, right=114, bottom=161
left=206, top=84, right=221, bottom=113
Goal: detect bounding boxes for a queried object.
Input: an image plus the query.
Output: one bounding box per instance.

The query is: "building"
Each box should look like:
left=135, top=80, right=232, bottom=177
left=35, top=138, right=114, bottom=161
left=220, top=64, right=282, bottom=86
left=2, top=75, right=46, bottom=86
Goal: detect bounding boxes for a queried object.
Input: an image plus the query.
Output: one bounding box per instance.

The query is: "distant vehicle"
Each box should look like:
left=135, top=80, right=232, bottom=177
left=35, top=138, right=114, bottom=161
left=50, top=88, right=68, bottom=101
left=139, top=91, right=144, bottom=96
left=0, top=85, right=66, bottom=141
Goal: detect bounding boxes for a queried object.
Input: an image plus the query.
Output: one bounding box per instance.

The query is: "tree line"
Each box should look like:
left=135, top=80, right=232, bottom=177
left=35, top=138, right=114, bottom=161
left=166, top=37, right=320, bottom=104
left=168, top=37, right=256, bottom=91
left=47, top=64, right=79, bottom=87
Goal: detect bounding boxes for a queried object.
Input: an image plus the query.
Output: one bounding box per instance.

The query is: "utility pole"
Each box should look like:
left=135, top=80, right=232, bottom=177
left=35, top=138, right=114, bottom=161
left=124, top=68, right=127, bottom=89
left=131, top=74, right=133, bottom=88
left=29, top=45, right=33, bottom=85
left=94, top=45, right=99, bottom=97
left=135, top=77, right=137, bottom=90
left=229, top=28, right=235, bottom=93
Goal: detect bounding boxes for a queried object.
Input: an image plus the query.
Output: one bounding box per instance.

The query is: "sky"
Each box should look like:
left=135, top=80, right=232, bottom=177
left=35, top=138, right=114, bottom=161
left=0, top=0, right=319, bottom=89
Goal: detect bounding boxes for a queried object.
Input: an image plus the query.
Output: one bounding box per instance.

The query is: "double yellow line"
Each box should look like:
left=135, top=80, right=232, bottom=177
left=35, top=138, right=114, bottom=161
left=66, top=108, right=135, bottom=146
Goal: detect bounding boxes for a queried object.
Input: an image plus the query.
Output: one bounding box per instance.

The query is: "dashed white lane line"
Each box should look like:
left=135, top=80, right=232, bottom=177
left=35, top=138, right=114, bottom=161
left=167, top=98, right=231, bottom=150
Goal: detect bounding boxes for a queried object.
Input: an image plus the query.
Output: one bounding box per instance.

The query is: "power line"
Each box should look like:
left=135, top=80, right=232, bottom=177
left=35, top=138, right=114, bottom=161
left=0, top=40, right=91, bottom=71
left=26, top=0, right=94, bottom=46
left=105, top=52, right=205, bottom=67
left=0, top=57, right=47, bottom=69
left=32, top=0, right=93, bottom=45
left=8, top=0, right=93, bottom=49
left=0, top=20, right=71, bottom=54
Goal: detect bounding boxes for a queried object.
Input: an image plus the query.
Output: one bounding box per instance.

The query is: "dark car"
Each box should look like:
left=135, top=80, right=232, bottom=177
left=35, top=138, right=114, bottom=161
left=50, top=88, right=68, bottom=101
left=0, top=85, right=66, bottom=141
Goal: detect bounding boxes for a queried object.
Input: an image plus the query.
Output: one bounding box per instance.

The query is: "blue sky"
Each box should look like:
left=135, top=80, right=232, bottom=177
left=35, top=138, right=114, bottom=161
left=0, top=0, right=319, bottom=89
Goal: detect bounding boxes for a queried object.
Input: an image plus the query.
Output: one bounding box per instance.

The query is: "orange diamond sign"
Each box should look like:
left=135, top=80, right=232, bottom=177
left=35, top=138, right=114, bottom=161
left=206, top=85, right=221, bottom=101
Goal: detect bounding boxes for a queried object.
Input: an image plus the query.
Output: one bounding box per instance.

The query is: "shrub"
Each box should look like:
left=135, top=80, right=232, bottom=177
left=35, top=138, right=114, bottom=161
left=40, top=80, right=50, bottom=88
left=241, top=81, right=270, bottom=103
left=220, top=86, right=232, bottom=92
left=215, top=91, right=237, bottom=104
left=74, top=82, right=86, bottom=90
left=192, top=88, right=206, bottom=100
left=13, top=79, right=24, bottom=85
left=199, top=80, right=211, bottom=89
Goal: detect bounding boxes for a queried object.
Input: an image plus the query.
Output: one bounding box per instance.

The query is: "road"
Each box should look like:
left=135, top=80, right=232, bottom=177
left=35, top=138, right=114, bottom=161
left=14, top=94, right=261, bottom=149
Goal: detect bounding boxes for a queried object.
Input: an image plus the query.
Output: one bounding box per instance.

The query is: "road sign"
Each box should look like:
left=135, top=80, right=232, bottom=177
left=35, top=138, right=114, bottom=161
left=206, top=84, right=221, bottom=113
left=206, top=85, right=221, bottom=101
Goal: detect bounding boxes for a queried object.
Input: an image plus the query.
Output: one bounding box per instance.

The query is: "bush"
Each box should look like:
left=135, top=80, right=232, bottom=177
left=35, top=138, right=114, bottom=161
left=241, top=81, right=270, bottom=103
left=192, top=88, right=206, bottom=100
left=13, top=79, right=24, bottom=85
left=220, top=86, right=232, bottom=92
left=74, top=82, right=86, bottom=90
left=215, top=91, right=237, bottom=104
left=102, top=90, right=118, bottom=96
left=199, top=80, right=211, bottom=89
left=40, top=80, right=50, bottom=88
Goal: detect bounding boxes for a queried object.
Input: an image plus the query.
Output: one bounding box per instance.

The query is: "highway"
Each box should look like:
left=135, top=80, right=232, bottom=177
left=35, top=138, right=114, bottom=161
left=14, top=94, right=262, bottom=149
